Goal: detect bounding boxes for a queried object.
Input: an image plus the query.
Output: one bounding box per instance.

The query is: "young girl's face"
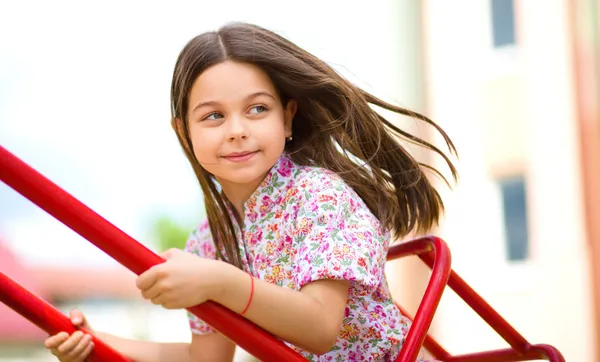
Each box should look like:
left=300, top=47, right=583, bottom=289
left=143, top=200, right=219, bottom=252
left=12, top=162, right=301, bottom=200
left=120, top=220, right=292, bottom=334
left=186, top=61, right=296, bottom=191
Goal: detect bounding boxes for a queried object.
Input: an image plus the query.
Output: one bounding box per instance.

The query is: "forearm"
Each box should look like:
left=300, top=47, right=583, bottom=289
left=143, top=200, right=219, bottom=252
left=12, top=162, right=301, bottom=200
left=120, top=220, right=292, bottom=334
left=214, top=266, right=347, bottom=355
left=95, top=331, right=191, bottom=362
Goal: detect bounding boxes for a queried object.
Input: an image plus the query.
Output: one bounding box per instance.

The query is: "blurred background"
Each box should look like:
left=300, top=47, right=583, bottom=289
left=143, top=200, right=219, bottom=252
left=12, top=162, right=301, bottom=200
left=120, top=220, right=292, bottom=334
left=0, top=0, right=598, bottom=361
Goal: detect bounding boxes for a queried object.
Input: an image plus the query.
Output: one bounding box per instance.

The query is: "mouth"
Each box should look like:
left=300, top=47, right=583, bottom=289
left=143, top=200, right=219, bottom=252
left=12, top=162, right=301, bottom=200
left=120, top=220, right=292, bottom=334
left=222, top=150, right=259, bottom=162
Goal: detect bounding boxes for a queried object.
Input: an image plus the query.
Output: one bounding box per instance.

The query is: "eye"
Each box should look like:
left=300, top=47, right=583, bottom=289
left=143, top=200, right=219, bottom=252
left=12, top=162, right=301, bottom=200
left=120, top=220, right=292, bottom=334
left=248, top=105, right=268, bottom=115
left=203, top=112, right=224, bottom=121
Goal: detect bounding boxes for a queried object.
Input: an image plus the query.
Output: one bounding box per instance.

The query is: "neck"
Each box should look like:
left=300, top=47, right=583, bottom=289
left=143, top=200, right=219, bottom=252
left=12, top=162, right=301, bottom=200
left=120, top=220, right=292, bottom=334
left=218, top=175, right=266, bottom=221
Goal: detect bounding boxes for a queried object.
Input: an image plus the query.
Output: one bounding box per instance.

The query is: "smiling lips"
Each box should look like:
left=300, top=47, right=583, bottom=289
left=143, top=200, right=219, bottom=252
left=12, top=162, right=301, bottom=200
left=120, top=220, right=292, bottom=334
left=223, top=151, right=258, bottom=162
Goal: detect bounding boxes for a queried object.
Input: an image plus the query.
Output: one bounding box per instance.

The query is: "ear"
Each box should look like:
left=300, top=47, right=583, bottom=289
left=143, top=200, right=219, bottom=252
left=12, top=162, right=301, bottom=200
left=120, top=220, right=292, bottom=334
left=283, top=100, right=297, bottom=138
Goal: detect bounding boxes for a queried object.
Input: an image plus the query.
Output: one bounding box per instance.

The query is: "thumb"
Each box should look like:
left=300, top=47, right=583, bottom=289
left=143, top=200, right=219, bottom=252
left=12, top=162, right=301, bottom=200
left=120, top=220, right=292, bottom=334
left=160, top=248, right=180, bottom=260
left=70, top=309, right=93, bottom=331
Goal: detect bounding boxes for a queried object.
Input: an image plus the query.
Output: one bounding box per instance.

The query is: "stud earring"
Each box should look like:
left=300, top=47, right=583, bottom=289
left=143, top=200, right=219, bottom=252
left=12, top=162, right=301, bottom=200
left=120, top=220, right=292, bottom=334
left=287, top=136, right=293, bottom=142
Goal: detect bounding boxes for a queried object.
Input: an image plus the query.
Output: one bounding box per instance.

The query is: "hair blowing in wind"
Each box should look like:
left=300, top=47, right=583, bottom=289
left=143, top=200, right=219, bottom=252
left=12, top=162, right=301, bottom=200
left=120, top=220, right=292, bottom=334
left=170, top=22, right=458, bottom=267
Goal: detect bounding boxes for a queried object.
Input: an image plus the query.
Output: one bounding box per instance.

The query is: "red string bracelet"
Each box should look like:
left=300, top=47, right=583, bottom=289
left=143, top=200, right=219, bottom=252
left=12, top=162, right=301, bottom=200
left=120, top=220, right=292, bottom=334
left=240, top=273, right=254, bottom=316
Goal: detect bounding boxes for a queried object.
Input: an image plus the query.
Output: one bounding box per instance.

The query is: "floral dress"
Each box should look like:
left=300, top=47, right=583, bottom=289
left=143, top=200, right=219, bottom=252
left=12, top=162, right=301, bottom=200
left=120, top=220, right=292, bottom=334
left=184, top=154, right=429, bottom=361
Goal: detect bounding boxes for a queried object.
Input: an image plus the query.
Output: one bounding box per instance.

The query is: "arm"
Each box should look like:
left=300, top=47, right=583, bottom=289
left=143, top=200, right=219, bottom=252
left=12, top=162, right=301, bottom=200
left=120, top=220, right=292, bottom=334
left=98, top=223, right=236, bottom=362
left=209, top=176, right=385, bottom=356
left=214, top=266, right=350, bottom=355
left=95, top=330, right=235, bottom=362
left=136, top=253, right=349, bottom=357
left=94, top=331, right=187, bottom=362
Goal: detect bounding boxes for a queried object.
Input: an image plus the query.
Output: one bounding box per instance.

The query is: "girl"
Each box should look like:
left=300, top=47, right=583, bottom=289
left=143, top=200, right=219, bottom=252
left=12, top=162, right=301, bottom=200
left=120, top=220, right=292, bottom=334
left=44, top=22, right=456, bottom=362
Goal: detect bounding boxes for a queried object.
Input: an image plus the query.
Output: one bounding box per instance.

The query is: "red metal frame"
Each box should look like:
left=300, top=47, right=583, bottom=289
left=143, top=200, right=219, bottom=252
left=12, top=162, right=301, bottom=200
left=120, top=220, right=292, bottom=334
left=0, top=145, right=565, bottom=361
left=388, top=237, right=565, bottom=362
left=0, top=271, right=130, bottom=362
left=0, top=145, right=304, bottom=362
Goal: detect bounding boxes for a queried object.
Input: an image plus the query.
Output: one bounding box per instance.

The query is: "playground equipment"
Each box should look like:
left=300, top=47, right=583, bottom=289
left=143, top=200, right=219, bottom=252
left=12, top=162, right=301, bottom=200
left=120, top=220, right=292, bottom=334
left=0, top=145, right=565, bottom=361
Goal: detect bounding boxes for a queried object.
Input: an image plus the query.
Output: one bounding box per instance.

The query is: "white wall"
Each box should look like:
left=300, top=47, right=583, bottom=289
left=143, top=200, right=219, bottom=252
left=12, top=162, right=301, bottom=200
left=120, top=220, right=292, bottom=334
left=422, top=0, right=594, bottom=361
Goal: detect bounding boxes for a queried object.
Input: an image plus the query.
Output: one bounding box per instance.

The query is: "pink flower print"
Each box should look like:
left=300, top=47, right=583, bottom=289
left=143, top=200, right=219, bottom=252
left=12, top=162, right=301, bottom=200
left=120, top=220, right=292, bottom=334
left=318, top=240, right=331, bottom=253
left=333, top=244, right=351, bottom=260
left=290, top=187, right=299, bottom=198
left=198, top=222, right=210, bottom=233
left=296, top=217, right=313, bottom=236
left=201, top=242, right=214, bottom=257
left=247, top=212, right=258, bottom=224
left=277, top=157, right=293, bottom=177
left=332, top=262, right=342, bottom=273
left=249, top=230, right=262, bottom=246
left=247, top=197, right=257, bottom=210
left=339, top=323, right=360, bottom=340
left=317, top=214, right=329, bottom=225
left=259, top=195, right=273, bottom=216
left=310, top=202, right=319, bottom=213
left=342, top=268, right=356, bottom=280
left=346, top=232, right=358, bottom=244
left=275, top=209, right=283, bottom=219
left=267, top=223, right=279, bottom=233
left=389, top=335, right=403, bottom=349
left=318, top=194, right=335, bottom=204
left=371, top=305, right=387, bottom=320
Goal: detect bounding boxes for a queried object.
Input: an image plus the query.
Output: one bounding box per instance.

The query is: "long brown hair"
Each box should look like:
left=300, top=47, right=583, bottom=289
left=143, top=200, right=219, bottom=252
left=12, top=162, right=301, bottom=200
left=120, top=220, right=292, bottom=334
left=170, top=22, right=457, bottom=267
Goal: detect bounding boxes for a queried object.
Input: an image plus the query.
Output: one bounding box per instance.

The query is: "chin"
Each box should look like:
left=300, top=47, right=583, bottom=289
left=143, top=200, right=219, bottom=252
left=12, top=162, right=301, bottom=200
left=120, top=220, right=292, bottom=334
left=224, top=169, right=270, bottom=185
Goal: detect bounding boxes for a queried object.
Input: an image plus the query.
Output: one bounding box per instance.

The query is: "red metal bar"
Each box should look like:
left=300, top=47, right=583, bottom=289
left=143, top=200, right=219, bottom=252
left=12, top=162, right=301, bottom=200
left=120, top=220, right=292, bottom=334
left=0, top=145, right=305, bottom=362
left=395, top=302, right=451, bottom=360
left=387, top=237, right=565, bottom=362
left=0, top=271, right=130, bottom=362
left=441, top=269, right=529, bottom=352
left=388, top=237, right=452, bottom=362
left=445, top=344, right=565, bottom=362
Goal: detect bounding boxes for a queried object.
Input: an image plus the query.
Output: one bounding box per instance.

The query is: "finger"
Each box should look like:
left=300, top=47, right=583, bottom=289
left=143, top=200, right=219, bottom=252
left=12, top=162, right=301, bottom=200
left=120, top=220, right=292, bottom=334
left=151, top=292, right=168, bottom=306
left=45, top=332, right=69, bottom=349
left=136, top=267, right=159, bottom=290
left=160, top=248, right=178, bottom=260
left=70, top=309, right=86, bottom=326
left=81, top=341, right=95, bottom=360
left=141, top=279, right=165, bottom=300
left=66, top=333, right=93, bottom=360
left=162, top=300, right=180, bottom=310
left=57, top=331, right=85, bottom=355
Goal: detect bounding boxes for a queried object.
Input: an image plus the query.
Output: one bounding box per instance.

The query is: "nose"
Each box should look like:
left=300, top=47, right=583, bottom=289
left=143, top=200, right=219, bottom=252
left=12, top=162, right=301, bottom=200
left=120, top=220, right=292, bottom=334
left=226, top=116, right=248, bottom=142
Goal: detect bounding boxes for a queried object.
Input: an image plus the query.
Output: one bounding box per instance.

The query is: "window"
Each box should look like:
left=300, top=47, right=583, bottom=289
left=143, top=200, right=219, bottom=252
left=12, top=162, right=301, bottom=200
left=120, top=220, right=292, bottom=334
left=491, top=0, right=516, bottom=48
left=499, top=176, right=529, bottom=261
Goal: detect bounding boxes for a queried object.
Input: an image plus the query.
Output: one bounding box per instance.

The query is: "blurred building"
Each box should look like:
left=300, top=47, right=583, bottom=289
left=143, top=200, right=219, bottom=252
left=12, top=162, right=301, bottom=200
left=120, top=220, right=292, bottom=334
left=388, top=1, right=599, bottom=361
left=0, top=240, right=149, bottom=362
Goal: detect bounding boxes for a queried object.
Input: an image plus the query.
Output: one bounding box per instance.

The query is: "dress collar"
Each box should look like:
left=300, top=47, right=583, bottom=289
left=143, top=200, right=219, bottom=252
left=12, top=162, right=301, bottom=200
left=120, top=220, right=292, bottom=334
left=242, top=152, right=297, bottom=223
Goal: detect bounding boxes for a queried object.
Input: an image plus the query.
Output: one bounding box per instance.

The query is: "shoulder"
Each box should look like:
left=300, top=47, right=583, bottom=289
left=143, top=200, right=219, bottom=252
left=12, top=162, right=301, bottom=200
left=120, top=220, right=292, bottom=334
left=294, top=165, right=346, bottom=190
left=292, top=165, right=362, bottom=212
left=184, top=218, right=217, bottom=259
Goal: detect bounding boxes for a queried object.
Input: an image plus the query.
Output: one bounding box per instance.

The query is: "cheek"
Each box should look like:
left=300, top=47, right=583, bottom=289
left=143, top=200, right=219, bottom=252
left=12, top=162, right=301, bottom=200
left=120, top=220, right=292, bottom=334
left=258, top=125, right=286, bottom=154
left=189, top=128, right=219, bottom=163
left=262, top=119, right=287, bottom=142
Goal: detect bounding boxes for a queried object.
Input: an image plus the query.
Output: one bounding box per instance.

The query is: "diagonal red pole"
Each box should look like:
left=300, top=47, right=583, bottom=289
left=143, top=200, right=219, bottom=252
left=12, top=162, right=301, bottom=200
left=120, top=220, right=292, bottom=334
left=0, top=145, right=305, bottom=362
left=0, top=271, right=131, bottom=361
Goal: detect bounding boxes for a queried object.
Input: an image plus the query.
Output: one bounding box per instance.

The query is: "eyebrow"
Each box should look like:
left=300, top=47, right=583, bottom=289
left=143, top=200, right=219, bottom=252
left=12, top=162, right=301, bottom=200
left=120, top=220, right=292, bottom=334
left=192, top=91, right=277, bottom=113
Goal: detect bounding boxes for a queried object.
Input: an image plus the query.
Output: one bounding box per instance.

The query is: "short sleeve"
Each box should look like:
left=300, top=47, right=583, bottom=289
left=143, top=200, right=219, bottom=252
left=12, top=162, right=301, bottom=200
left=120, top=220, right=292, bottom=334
left=183, top=220, right=216, bottom=335
left=292, top=173, right=389, bottom=296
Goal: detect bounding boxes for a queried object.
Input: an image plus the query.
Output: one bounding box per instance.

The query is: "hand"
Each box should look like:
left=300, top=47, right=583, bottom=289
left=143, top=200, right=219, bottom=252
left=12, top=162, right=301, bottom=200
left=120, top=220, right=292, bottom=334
left=44, top=309, right=95, bottom=362
left=136, top=248, right=228, bottom=309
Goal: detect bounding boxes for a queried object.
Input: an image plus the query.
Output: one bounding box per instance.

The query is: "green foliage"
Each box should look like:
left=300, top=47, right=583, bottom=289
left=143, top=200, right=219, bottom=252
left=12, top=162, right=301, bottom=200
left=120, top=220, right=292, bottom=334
left=151, top=215, right=194, bottom=251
